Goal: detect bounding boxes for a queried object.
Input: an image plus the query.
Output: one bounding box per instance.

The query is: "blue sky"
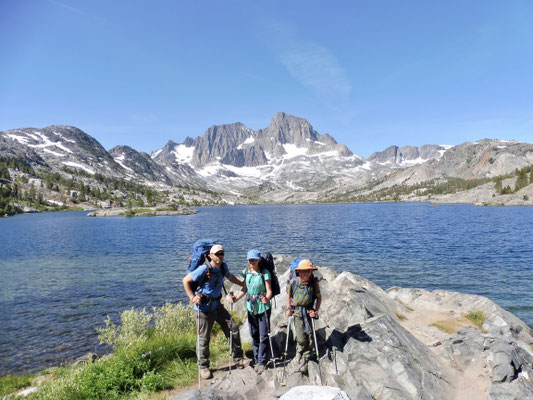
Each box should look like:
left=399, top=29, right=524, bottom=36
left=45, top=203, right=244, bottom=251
left=1, top=0, right=532, bottom=157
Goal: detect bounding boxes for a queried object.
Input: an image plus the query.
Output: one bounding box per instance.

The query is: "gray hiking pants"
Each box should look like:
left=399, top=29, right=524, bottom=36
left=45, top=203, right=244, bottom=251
left=198, top=305, right=243, bottom=369
left=293, top=311, right=314, bottom=362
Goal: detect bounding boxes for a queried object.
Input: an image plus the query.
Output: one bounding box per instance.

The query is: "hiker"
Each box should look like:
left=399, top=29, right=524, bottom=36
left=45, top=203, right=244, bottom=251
left=286, top=259, right=321, bottom=372
left=231, top=249, right=273, bottom=373
left=182, top=244, right=246, bottom=379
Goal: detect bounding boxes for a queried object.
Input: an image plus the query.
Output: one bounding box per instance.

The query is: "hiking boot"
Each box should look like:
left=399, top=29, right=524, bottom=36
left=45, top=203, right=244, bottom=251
left=233, top=358, right=247, bottom=369
left=199, top=368, right=212, bottom=379
left=254, top=364, right=266, bottom=374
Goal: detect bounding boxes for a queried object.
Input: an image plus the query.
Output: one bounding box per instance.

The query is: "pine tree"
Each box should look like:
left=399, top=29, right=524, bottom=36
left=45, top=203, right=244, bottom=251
left=515, top=169, right=528, bottom=192
left=494, top=177, right=503, bottom=193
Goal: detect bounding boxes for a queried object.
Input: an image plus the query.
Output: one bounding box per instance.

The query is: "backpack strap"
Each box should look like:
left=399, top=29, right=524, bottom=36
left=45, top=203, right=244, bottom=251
left=197, top=259, right=229, bottom=294
left=195, top=260, right=213, bottom=294
left=259, top=268, right=268, bottom=291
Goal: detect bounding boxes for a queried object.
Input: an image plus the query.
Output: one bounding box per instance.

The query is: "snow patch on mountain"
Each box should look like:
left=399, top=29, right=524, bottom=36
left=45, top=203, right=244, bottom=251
left=316, top=150, right=343, bottom=158
left=196, top=164, right=221, bottom=178
left=43, top=148, right=66, bottom=157
left=5, top=133, right=30, bottom=145
left=173, top=144, right=194, bottom=164
left=282, top=143, right=307, bottom=159
left=113, top=155, right=134, bottom=172
left=52, top=131, right=76, bottom=143
left=151, top=149, right=163, bottom=158
left=62, top=161, right=95, bottom=175
left=237, top=137, right=255, bottom=149
left=306, top=138, right=326, bottom=146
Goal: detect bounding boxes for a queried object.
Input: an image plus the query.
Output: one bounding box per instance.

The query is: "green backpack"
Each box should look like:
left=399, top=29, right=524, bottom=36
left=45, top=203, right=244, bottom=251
left=289, top=277, right=318, bottom=308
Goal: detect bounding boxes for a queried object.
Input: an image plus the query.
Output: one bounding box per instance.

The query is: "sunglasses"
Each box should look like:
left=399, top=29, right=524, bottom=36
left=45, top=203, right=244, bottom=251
left=214, top=252, right=225, bottom=256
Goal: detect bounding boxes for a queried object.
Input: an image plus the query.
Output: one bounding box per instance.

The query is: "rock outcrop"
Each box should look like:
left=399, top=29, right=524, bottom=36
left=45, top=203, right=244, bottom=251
left=86, top=205, right=197, bottom=217
left=175, top=255, right=533, bottom=400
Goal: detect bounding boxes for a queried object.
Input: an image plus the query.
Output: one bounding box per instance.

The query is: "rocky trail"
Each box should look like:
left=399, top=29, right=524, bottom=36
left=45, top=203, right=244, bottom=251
left=173, top=255, right=533, bottom=400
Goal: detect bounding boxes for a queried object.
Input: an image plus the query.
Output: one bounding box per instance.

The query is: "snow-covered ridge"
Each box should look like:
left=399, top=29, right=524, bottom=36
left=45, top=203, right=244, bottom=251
left=5, top=130, right=73, bottom=155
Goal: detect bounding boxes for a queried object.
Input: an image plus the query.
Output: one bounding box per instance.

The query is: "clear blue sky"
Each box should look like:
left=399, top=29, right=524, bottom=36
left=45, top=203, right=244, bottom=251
left=1, top=1, right=532, bottom=157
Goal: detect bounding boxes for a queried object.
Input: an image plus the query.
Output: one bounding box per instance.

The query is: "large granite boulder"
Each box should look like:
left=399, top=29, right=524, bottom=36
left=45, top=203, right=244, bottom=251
left=176, top=256, right=533, bottom=400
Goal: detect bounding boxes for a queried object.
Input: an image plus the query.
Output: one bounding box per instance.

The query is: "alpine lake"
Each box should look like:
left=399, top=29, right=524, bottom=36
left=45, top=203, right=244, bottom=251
left=1, top=202, right=532, bottom=376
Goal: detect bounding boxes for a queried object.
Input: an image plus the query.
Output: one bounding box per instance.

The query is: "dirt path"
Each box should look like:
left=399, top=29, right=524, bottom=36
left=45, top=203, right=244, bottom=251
left=396, top=303, right=491, bottom=400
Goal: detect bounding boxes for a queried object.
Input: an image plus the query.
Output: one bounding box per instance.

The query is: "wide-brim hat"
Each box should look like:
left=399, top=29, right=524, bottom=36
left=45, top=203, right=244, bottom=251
left=294, top=259, right=317, bottom=271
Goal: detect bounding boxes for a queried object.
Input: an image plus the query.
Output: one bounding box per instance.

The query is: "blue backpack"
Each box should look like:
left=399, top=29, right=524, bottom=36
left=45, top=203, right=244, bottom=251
left=188, top=238, right=216, bottom=274
left=187, top=238, right=224, bottom=293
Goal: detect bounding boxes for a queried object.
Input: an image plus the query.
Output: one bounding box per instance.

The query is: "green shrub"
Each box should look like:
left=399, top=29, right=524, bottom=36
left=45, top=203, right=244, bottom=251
left=0, top=373, right=32, bottom=396
left=465, top=311, right=486, bottom=328
left=31, top=303, right=237, bottom=399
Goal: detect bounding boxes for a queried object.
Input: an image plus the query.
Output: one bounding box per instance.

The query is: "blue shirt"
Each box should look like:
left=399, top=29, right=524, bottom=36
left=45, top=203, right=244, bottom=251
left=190, top=261, right=229, bottom=312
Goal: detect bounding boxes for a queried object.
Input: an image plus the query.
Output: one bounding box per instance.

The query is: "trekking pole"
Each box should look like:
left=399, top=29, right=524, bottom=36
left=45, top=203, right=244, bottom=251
left=197, top=309, right=201, bottom=390
left=332, top=346, right=338, bottom=375
left=281, top=316, right=293, bottom=385
left=266, top=312, right=276, bottom=369
left=229, top=291, right=234, bottom=374
left=310, top=315, right=323, bottom=385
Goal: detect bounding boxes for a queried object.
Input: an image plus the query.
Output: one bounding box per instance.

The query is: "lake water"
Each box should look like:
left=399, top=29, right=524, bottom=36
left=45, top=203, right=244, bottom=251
left=1, top=203, right=532, bottom=375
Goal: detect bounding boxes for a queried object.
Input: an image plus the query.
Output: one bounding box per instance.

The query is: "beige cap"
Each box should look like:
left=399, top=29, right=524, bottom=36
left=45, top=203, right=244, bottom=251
left=294, top=259, right=317, bottom=271
left=210, top=244, right=224, bottom=254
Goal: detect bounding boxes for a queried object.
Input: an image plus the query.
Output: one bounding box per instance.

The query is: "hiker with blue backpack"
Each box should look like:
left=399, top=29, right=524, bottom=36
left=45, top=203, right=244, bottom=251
left=232, top=249, right=274, bottom=374
left=182, top=243, right=246, bottom=380
left=286, top=259, right=321, bottom=373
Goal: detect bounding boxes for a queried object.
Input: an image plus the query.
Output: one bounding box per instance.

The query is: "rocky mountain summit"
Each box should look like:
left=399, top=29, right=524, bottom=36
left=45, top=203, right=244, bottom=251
left=175, top=256, right=533, bottom=400
left=150, top=112, right=366, bottom=195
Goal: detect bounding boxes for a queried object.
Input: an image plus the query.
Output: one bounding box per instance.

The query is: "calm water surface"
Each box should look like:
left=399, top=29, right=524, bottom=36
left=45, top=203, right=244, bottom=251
left=0, top=203, right=532, bottom=375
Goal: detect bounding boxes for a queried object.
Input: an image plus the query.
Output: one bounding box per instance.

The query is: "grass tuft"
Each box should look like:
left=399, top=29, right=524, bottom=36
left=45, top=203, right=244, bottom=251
left=429, top=320, right=461, bottom=334
left=0, top=373, right=33, bottom=396
left=396, top=313, right=407, bottom=321
left=465, top=311, right=486, bottom=328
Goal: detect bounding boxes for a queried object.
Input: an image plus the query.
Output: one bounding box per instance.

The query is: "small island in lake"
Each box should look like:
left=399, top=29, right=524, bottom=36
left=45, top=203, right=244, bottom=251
left=86, top=205, right=197, bottom=217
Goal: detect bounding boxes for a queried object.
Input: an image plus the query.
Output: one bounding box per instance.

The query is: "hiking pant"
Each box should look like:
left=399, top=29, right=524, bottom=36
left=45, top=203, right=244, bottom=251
left=198, top=305, right=243, bottom=369
left=247, top=309, right=271, bottom=366
left=293, top=312, right=314, bottom=362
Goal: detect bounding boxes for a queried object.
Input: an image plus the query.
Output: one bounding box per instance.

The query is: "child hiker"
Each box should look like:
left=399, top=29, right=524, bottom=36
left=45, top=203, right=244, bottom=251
left=231, top=249, right=273, bottom=374
left=286, top=259, right=321, bottom=373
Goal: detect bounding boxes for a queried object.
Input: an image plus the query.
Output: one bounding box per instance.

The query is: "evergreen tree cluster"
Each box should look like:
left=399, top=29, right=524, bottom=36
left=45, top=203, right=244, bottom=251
left=494, top=166, right=532, bottom=195
left=0, top=157, right=171, bottom=216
